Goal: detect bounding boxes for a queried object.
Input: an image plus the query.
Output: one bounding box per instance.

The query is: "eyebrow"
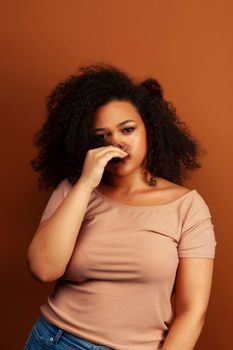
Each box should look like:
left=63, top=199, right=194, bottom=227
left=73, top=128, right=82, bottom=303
left=93, top=119, right=136, bottom=131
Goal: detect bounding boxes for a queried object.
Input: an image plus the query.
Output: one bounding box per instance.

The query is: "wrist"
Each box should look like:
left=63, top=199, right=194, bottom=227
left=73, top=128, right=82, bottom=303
left=77, top=178, right=95, bottom=194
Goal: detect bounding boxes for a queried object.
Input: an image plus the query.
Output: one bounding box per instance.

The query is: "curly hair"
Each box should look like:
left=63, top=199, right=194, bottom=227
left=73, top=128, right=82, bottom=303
left=30, top=62, right=207, bottom=191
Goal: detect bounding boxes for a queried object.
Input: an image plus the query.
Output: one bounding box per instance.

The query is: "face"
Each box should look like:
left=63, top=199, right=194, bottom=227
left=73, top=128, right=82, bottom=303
left=91, top=100, right=148, bottom=176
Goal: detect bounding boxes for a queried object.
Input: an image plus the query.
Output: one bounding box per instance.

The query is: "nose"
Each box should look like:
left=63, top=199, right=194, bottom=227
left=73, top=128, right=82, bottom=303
left=106, top=140, right=130, bottom=154
left=111, top=142, right=123, bottom=150
left=90, top=133, right=127, bottom=152
left=105, top=132, right=123, bottom=147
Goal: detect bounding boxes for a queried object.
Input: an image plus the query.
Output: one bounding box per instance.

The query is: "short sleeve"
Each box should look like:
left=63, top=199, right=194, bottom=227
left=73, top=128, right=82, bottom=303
left=178, top=192, right=217, bottom=258
left=39, top=179, right=71, bottom=223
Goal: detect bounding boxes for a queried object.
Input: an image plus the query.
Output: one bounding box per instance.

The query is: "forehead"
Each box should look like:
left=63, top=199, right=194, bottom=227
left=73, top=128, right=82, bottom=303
left=92, top=100, right=142, bottom=127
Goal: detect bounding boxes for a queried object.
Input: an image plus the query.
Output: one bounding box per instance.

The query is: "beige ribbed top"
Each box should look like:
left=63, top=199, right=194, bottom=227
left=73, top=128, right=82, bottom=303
left=38, top=179, right=217, bottom=350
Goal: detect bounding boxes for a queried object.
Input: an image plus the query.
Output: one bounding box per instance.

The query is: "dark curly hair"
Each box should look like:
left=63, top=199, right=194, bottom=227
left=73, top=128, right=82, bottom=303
left=30, top=61, right=207, bottom=191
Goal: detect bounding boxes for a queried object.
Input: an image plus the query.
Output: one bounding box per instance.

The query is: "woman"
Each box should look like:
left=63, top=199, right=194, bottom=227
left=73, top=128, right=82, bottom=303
left=24, top=62, right=217, bottom=350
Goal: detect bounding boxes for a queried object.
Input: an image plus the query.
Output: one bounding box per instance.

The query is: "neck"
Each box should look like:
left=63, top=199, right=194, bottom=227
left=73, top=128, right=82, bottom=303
left=101, top=168, right=157, bottom=194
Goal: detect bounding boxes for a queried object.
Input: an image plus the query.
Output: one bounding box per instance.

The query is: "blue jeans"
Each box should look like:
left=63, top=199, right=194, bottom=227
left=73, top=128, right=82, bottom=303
left=23, top=313, right=113, bottom=350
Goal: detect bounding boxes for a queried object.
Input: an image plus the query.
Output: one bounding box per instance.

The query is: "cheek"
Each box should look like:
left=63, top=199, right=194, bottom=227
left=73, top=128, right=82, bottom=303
left=132, top=130, right=147, bottom=155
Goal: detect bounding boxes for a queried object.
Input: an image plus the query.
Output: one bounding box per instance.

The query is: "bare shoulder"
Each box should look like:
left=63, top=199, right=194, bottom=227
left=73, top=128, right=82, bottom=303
left=155, top=177, right=193, bottom=200
left=96, top=177, right=193, bottom=206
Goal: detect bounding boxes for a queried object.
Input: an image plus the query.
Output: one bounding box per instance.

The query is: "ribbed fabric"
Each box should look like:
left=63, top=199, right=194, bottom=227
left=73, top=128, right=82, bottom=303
left=38, top=179, right=217, bottom=350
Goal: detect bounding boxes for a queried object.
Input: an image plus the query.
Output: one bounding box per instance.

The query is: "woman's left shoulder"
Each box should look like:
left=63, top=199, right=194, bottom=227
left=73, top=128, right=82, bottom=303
left=156, top=177, right=194, bottom=199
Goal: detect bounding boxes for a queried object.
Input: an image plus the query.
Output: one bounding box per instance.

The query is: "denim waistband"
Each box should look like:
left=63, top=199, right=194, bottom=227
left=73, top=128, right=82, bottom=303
left=36, top=313, right=113, bottom=350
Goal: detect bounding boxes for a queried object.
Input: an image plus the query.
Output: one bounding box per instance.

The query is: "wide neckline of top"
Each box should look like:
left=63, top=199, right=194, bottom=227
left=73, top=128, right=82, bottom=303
left=93, top=188, right=197, bottom=209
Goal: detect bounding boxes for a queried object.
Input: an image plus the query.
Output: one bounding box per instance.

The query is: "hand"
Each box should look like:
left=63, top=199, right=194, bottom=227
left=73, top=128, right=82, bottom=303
left=79, top=145, right=128, bottom=191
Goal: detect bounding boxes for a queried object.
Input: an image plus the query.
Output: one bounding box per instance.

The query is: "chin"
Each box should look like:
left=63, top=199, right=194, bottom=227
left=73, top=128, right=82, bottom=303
left=106, top=161, right=141, bottom=177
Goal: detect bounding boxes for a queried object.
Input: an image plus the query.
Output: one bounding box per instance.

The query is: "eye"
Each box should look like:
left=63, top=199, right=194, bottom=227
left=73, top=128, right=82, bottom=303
left=95, top=134, right=108, bottom=141
left=121, top=127, right=135, bottom=134
left=95, top=127, right=135, bottom=140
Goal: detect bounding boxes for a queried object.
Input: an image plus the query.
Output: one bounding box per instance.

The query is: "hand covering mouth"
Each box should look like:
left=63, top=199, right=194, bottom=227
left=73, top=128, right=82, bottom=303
left=107, top=141, right=130, bottom=164
left=109, top=155, right=129, bottom=164
left=89, top=136, right=130, bottom=161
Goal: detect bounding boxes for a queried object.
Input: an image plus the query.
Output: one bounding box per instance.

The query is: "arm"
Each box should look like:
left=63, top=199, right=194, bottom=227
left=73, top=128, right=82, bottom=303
left=27, top=179, right=93, bottom=282
left=161, top=257, right=214, bottom=350
left=27, top=145, right=128, bottom=283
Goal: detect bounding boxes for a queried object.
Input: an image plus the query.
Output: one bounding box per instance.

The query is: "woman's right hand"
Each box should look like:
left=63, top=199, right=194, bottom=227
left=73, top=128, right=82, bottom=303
left=79, top=145, right=128, bottom=192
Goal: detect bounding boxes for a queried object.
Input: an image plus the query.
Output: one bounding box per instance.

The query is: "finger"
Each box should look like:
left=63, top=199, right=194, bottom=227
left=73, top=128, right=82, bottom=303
left=93, top=146, right=128, bottom=158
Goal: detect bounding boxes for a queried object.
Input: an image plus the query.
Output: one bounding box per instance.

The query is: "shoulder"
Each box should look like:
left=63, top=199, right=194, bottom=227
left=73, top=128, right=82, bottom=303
left=53, top=178, right=73, bottom=196
left=155, top=177, right=211, bottom=211
left=180, top=188, right=212, bottom=227
left=154, top=177, right=193, bottom=201
left=63, top=178, right=73, bottom=192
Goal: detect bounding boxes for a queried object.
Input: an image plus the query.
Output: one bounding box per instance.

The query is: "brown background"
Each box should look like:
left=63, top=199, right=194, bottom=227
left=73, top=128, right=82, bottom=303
left=1, top=0, right=232, bottom=349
